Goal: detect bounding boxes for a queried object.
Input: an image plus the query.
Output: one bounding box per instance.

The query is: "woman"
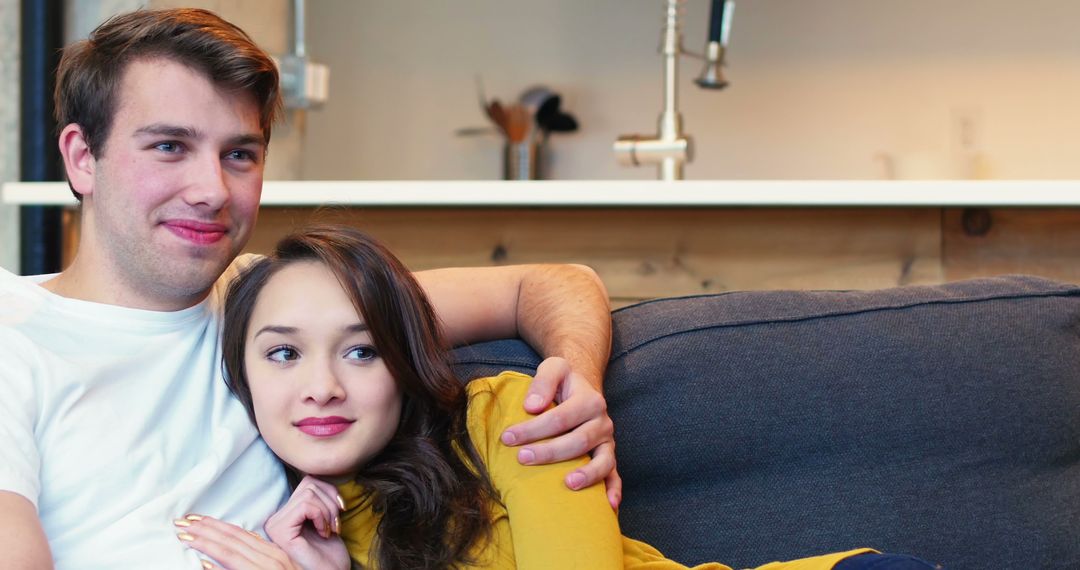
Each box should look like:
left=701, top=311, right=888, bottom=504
left=176, top=225, right=937, bottom=570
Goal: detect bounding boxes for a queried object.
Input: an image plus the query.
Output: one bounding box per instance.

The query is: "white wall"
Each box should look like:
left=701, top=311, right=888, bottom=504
left=301, top=0, right=1080, bottom=181
left=0, top=0, right=19, bottom=273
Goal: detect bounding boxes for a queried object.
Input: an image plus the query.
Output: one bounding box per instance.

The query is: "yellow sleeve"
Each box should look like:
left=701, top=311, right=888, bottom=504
left=467, top=372, right=624, bottom=570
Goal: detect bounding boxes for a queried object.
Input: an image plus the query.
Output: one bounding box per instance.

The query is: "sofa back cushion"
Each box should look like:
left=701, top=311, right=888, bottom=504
left=451, top=276, right=1080, bottom=570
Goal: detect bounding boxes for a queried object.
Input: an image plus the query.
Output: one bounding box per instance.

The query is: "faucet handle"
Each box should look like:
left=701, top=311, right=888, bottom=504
left=696, top=0, right=734, bottom=89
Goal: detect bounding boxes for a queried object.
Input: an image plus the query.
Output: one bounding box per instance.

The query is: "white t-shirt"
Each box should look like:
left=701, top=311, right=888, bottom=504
left=0, top=256, right=289, bottom=568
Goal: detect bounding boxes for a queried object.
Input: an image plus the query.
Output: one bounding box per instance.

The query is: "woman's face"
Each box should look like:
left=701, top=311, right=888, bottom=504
left=243, top=260, right=402, bottom=480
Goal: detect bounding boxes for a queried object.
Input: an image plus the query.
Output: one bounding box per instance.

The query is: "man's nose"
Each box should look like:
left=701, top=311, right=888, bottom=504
left=183, top=154, right=231, bottom=209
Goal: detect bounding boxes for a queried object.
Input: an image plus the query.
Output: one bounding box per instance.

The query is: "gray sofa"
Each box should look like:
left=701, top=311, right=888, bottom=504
left=450, top=275, right=1080, bottom=570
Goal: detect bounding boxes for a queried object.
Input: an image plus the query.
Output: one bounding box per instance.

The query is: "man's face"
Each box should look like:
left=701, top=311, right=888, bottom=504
left=85, top=57, right=264, bottom=308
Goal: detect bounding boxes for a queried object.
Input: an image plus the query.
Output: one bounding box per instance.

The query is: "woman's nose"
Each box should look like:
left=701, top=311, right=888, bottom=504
left=304, top=365, right=346, bottom=404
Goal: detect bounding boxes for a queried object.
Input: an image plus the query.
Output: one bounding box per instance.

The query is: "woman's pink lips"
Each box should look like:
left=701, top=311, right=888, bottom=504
left=162, top=220, right=227, bottom=245
left=295, top=416, right=354, bottom=437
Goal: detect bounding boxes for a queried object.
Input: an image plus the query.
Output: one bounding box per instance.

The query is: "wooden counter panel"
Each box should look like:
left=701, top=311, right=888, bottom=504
left=251, top=208, right=944, bottom=306
left=57, top=207, right=1080, bottom=307
left=944, top=208, right=1080, bottom=283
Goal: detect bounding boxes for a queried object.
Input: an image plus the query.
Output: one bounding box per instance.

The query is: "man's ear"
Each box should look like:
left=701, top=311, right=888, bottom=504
left=58, top=123, right=96, bottom=199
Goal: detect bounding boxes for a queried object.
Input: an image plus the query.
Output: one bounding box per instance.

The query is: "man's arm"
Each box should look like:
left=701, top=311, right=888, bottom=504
left=417, top=263, right=611, bottom=380
left=415, top=263, right=621, bottom=507
left=0, top=492, right=53, bottom=569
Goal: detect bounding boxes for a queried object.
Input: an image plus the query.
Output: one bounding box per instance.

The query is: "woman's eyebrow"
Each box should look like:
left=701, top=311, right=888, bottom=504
left=253, top=325, right=297, bottom=339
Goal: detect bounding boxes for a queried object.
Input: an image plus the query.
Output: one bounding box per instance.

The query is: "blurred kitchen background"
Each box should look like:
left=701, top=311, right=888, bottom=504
left=4, top=0, right=1080, bottom=300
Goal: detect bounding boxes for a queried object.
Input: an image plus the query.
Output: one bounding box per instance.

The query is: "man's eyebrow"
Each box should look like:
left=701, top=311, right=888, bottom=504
left=253, top=325, right=297, bottom=339
left=132, top=125, right=265, bottom=147
left=133, top=123, right=199, bottom=138
left=228, top=134, right=266, bottom=147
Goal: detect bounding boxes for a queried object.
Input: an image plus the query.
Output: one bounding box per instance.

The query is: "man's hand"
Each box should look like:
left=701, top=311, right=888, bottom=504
left=417, top=263, right=618, bottom=507
left=499, top=357, right=622, bottom=509
left=178, top=476, right=349, bottom=570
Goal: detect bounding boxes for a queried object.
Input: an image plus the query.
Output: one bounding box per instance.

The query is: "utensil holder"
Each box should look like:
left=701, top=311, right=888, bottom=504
left=503, top=141, right=543, bottom=180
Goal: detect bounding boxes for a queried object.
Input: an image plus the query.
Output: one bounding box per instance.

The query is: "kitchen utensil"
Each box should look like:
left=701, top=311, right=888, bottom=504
left=486, top=99, right=509, bottom=136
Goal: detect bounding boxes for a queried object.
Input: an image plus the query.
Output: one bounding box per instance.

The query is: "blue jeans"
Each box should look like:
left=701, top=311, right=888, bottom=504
left=833, top=553, right=943, bottom=570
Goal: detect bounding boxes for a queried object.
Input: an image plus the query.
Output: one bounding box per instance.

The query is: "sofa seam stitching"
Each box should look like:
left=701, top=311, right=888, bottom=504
left=609, top=290, right=1080, bottom=363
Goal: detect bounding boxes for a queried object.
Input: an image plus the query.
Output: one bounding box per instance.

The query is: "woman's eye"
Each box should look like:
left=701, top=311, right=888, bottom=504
left=266, top=346, right=299, bottom=363
left=345, top=346, right=377, bottom=361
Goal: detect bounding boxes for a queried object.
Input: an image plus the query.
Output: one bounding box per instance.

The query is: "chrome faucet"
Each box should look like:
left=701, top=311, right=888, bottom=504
left=614, top=0, right=734, bottom=181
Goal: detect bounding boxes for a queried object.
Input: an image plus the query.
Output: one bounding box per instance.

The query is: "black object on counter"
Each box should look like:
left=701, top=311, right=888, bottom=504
left=533, top=94, right=578, bottom=135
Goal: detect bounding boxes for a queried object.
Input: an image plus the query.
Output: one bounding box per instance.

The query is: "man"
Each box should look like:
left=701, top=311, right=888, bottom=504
left=0, top=8, right=616, bottom=568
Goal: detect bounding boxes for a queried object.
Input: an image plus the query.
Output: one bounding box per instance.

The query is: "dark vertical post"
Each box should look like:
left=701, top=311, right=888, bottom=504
left=19, top=0, right=64, bottom=275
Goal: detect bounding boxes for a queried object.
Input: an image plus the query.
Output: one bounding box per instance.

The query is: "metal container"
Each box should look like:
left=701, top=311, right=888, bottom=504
left=504, top=141, right=543, bottom=180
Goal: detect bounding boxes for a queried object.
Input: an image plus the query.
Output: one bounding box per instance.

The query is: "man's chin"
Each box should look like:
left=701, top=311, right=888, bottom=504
left=162, top=255, right=234, bottom=294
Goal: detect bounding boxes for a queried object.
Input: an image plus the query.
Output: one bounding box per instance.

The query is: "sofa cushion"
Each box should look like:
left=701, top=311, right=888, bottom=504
left=451, top=276, right=1080, bottom=570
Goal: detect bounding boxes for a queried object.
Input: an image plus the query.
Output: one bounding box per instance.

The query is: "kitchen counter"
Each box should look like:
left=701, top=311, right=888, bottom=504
left=10, top=179, right=1080, bottom=300
left=5, top=180, right=1080, bottom=207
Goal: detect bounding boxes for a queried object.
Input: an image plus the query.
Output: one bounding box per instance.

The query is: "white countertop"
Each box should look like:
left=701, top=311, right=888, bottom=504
left=5, top=180, right=1080, bottom=207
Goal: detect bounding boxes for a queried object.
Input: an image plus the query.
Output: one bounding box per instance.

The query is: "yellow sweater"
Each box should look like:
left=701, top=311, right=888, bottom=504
left=338, top=371, right=871, bottom=569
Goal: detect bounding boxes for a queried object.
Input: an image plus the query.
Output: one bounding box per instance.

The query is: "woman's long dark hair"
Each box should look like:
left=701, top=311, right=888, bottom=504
left=221, top=225, right=498, bottom=569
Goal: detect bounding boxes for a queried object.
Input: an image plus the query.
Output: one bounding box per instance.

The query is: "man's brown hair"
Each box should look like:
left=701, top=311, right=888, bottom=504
left=54, top=8, right=282, bottom=159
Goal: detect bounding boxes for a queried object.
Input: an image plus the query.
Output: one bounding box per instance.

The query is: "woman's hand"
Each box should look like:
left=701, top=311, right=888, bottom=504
left=177, top=476, right=349, bottom=570
left=264, top=476, right=350, bottom=569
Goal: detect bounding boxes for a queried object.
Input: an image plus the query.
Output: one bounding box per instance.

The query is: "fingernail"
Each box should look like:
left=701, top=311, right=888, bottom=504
left=567, top=472, right=586, bottom=489
left=336, top=494, right=346, bottom=511
left=525, top=394, right=544, bottom=409
left=202, top=561, right=215, bottom=570
left=173, top=519, right=191, bottom=528
left=177, top=532, right=195, bottom=542
left=518, top=448, right=535, bottom=464
left=185, top=514, right=204, bottom=521
left=500, top=431, right=517, bottom=445
left=334, top=515, right=341, bottom=534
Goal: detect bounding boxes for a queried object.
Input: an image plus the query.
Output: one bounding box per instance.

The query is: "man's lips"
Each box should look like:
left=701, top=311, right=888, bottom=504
left=295, top=416, right=355, bottom=437
left=162, top=220, right=228, bottom=245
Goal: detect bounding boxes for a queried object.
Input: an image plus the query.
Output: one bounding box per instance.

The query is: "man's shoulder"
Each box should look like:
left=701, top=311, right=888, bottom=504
left=0, top=269, right=67, bottom=373
left=0, top=267, right=50, bottom=329
left=0, top=316, right=44, bottom=383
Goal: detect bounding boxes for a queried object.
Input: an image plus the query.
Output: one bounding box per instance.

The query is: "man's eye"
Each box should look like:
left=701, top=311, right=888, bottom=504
left=267, top=346, right=299, bottom=362
left=226, top=149, right=257, bottom=162
left=155, top=141, right=182, bottom=153
left=345, top=346, right=377, bottom=361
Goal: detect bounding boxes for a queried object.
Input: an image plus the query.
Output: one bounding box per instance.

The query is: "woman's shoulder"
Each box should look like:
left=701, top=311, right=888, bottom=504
left=465, top=370, right=537, bottom=444
left=465, top=370, right=534, bottom=399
